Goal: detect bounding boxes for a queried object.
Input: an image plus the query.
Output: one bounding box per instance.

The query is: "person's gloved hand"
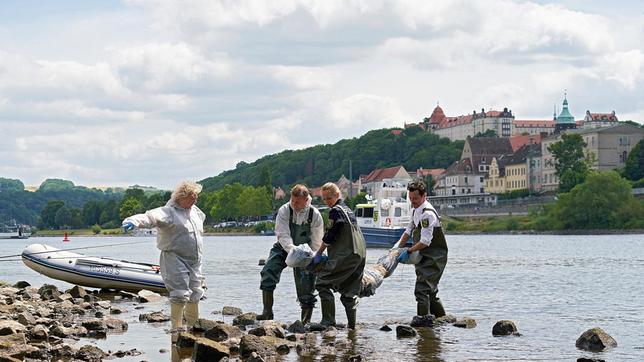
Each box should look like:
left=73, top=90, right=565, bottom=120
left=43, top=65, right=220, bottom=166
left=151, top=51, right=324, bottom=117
left=313, top=253, right=324, bottom=265
left=398, top=249, right=410, bottom=263
left=122, top=222, right=135, bottom=233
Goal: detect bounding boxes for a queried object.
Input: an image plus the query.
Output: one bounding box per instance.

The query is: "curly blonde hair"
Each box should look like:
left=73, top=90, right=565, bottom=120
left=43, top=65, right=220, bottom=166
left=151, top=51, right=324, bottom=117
left=171, top=180, right=203, bottom=201
left=321, top=182, right=340, bottom=197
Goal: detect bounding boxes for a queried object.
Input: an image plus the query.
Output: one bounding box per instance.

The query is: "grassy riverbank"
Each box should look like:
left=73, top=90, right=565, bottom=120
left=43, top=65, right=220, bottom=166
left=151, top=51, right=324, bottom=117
left=29, top=226, right=267, bottom=237
left=443, top=215, right=644, bottom=234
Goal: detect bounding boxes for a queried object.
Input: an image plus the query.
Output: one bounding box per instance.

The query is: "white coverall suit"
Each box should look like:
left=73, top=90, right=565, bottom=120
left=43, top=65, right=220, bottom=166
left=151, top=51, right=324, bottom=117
left=123, top=199, right=205, bottom=329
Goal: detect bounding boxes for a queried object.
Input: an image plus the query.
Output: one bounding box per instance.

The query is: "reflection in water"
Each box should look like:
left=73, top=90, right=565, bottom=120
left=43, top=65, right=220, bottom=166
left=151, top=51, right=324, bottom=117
left=171, top=344, right=192, bottom=362
left=415, top=328, right=444, bottom=362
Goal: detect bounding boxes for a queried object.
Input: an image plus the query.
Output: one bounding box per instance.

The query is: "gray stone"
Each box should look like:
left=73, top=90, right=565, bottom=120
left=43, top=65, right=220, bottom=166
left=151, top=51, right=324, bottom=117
left=192, top=337, right=230, bottom=362
left=12, top=281, right=30, bottom=289
left=81, top=319, right=107, bottom=331
left=110, top=306, right=127, bottom=314
left=454, top=317, right=477, bottom=329
left=37, top=284, right=60, bottom=301
left=176, top=331, right=198, bottom=348
left=287, top=320, right=307, bottom=334
left=436, top=314, right=457, bottom=324
left=193, top=318, right=222, bottom=332
left=348, top=354, right=363, bottom=362
left=75, top=344, right=107, bottom=362
left=260, top=335, right=293, bottom=354
left=111, top=348, right=142, bottom=358
left=67, top=286, right=87, bottom=299
left=95, top=300, right=111, bottom=309
left=139, top=311, right=170, bottom=323
left=575, top=327, right=617, bottom=352
left=410, top=315, right=435, bottom=328
left=137, top=290, right=163, bottom=303
left=204, top=324, right=243, bottom=342
left=240, top=334, right=276, bottom=360
left=232, top=312, right=257, bottom=327
left=258, top=258, right=266, bottom=266
left=50, top=342, right=78, bottom=359
left=104, top=317, right=128, bottom=331
left=576, top=358, right=606, bottom=362
left=0, top=320, right=27, bottom=335
left=249, top=323, right=285, bottom=338
left=54, top=293, right=73, bottom=303
left=17, top=312, right=36, bottom=326
left=379, top=325, right=392, bottom=331
left=222, top=306, right=243, bottom=316
left=247, top=351, right=266, bottom=362
left=396, top=325, right=417, bottom=338
left=28, top=324, right=49, bottom=340
left=492, top=320, right=519, bottom=336
left=322, top=327, right=337, bottom=339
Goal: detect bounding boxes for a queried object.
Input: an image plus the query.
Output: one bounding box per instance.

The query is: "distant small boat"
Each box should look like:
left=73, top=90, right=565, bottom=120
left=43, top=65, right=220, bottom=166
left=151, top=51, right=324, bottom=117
left=0, top=223, right=30, bottom=239
left=355, top=183, right=411, bottom=248
left=21, top=244, right=166, bottom=293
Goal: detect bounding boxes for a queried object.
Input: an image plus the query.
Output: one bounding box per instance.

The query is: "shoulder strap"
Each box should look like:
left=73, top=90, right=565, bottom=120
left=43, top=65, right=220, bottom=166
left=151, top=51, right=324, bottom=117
left=288, top=205, right=293, bottom=223
left=307, top=207, right=314, bottom=224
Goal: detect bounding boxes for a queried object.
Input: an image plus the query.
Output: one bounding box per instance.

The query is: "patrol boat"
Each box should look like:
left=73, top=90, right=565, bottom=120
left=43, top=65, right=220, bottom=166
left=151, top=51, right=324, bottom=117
left=355, top=184, right=412, bottom=248
left=21, top=244, right=166, bottom=293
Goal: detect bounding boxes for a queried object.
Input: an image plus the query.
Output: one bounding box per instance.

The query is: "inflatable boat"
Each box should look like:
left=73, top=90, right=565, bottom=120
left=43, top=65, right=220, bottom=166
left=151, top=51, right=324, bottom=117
left=21, top=244, right=166, bottom=293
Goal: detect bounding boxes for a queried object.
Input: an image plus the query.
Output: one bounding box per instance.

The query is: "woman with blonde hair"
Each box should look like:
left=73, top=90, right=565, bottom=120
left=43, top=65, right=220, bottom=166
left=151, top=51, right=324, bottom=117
left=122, top=180, right=206, bottom=335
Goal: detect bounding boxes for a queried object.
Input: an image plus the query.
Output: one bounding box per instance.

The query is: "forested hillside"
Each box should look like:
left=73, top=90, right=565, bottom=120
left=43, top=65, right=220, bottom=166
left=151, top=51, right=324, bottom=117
left=200, top=127, right=464, bottom=192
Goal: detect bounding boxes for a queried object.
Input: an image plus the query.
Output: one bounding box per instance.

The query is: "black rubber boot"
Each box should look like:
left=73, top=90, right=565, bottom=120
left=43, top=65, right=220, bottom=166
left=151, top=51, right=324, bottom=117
left=256, top=290, right=274, bottom=320
left=417, top=303, right=429, bottom=316
left=345, top=308, right=357, bottom=330
left=301, top=307, right=313, bottom=324
left=430, top=298, right=446, bottom=318
left=319, top=299, right=336, bottom=327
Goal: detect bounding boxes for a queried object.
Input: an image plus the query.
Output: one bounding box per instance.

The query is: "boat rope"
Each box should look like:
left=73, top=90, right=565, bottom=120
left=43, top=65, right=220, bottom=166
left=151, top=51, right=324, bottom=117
left=0, top=240, right=150, bottom=260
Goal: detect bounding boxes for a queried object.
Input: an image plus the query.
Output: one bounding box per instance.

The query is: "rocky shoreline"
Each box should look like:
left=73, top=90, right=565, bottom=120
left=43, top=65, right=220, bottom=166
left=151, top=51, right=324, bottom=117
left=0, top=282, right=618, bottom=361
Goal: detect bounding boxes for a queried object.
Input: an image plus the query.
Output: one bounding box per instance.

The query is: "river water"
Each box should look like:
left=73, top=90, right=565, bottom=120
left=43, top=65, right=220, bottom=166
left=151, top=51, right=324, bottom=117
left=1, top=234, right=642, bottom=361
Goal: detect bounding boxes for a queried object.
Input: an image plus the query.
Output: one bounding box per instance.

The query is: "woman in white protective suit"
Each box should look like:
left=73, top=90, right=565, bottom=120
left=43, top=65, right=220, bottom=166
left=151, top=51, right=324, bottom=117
left=121, top=180, right=206, bottom=333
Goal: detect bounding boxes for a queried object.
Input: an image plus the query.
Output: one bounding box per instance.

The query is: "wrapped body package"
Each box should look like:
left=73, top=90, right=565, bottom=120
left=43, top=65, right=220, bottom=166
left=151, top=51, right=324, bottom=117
left=291, top=245, right=417, bottom=298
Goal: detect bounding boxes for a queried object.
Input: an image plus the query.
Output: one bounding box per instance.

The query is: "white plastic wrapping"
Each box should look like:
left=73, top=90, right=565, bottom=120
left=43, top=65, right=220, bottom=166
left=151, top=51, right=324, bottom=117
left=285, top=243, right=315, bottom=268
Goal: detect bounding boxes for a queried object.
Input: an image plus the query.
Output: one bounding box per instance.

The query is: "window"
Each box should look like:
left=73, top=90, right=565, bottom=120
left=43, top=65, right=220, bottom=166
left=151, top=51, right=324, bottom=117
left=381, top=209, right=389, bottom=217
left=464, top=177, right=468, bottom=184
left=363, top=208, right=374, bottom=218
left=480, top=177, right=484, bottom=182
left=480, top=188, right=484, bottom=193
left=394, top=207, right=402, bottom=217
left=356, top=208, right=363, bottom=217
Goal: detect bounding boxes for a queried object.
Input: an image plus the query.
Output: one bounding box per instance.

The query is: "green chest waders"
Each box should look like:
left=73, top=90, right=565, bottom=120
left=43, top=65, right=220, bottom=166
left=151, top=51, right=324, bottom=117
left=412, top=207, right=448, bottom=317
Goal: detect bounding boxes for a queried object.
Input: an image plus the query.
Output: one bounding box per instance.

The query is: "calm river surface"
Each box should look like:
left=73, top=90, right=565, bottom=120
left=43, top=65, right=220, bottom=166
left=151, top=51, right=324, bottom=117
left=1, top=234, right=642, bottom=361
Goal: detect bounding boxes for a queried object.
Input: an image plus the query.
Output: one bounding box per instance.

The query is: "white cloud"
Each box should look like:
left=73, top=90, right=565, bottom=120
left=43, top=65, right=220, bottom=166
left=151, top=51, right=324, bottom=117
left=329, top=94, right=410, bottom=132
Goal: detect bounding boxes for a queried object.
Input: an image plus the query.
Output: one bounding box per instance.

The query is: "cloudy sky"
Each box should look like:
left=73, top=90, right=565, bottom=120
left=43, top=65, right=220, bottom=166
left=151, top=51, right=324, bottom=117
left=1, top=0, right=643, bottom=189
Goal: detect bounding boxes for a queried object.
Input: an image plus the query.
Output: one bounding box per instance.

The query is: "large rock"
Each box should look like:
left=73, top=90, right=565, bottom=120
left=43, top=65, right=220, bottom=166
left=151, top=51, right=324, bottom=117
left=49, top=343, right=78, bottom=359
left=0, top=321, right=26, bottom=336
left=410, top=315, right=435, bottom=328
left=176, top=332, right=198, bottom=348
left=222, top=306, right=243, bottom=316
left=575, top=327, right=617, bottom=352
left=104, top=317, right=128, bottom=331
left=260, top=335, right=293, bottom=354
left=28, top=325, right=49, bottom=340
left=67, top=286, right=88, bottom=299
left=139, top=311, right=170, bottom=323
left=396, top=325, right=417, bottom=338
left=249, top=323, right=285, bottom=338
left=240, top=334, right=276, bottom=360
left=204, top=324, right=243, bottom=342
left=233, top=312, right=257, bottom=327
left=75, top=344, right=107, bottom=362
left=287, top=320, right=307, bottom=334
left=17, top=312, right=36, bottom=326
left=492, top=320, right=519, bottom=336
left=192, top=318, right=222, bottom=332
left=137, top=290, right=163, bottom=303
left=454, top=317, right=477, bottom=329
left=37, top=284, right=60, bottom=300
left=12, top=281, right=30, bottom=289
left=192, top=337, right=230, bottom=362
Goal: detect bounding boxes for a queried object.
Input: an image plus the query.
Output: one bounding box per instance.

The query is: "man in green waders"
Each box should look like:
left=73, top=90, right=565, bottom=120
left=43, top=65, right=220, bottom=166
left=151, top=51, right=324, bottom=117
left=311, top=182, right=366, bottom=329
left=258, top=184, right=324, bottom=323
left=395, top=180, right=448, bottom=317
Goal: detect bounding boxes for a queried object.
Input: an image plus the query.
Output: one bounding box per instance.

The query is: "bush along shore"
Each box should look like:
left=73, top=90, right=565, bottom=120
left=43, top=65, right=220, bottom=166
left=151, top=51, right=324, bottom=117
left=0, top=282, right=618, bottom=361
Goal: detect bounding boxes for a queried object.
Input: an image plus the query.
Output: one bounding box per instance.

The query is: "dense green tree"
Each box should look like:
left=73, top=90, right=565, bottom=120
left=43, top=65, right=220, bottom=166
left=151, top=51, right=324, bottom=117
left=345, top=192, right=368, bottom=210
left=119, top=198, right=146, bottom=220
left=200, top=128, right=463, bottom=192
left=146, top=192, right=169, bottom=209
left=54, top=206, right=72, bottom=228
left=81, top=200, right=102, bottom=226
left=259, top=165, right=272, bottom=189
left=546, top=171, right=643, bottom=229
left=0, top=178, right=24, bottom=192
left=123, top=188, right=146, bottom=203
left=547, top=133, right=590, bottom=193
left=39, top=179, right=75, bottom=192
left=623, top=139, right=644, bottom=181
left=70, top=209, right=83, bottom=229
left=41, top=200, right=65, bottom=228
left=237, top=186, right=272, bottom=218
left=207, top=183, right=245, bottom=221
